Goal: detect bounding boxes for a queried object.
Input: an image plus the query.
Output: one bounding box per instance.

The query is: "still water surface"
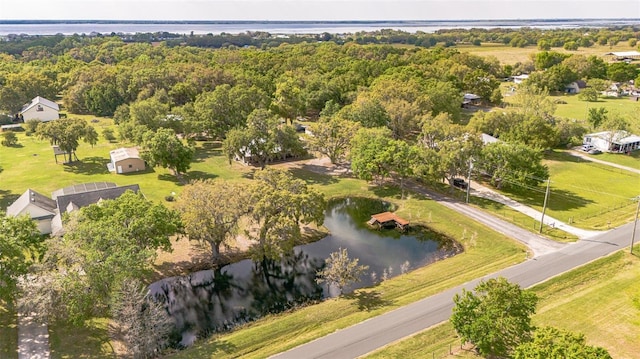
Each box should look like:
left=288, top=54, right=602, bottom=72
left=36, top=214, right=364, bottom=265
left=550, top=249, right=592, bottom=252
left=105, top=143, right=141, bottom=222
left=149, top=197, right=461, bottom=346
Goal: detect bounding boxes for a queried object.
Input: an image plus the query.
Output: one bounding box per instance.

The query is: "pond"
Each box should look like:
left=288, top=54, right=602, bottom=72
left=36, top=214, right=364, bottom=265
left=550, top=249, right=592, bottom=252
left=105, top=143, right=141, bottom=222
left=149, top=197, right=462, bottom=346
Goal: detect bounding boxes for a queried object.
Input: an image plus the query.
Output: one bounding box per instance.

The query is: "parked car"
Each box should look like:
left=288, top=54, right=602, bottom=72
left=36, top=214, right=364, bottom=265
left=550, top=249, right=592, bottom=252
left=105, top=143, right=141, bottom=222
left=453, top=178, right=468, bottom=189
left=582, top=144, right=594, bottom=151
left=588, top=149, right=602, bottom=155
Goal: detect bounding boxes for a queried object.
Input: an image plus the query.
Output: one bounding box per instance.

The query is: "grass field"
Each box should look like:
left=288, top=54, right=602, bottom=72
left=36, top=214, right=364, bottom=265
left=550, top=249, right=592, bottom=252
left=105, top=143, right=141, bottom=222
left=0, top=126, right=252, bottom=210
left=458, top=43, right=639, bottom=65
left=366, top=247, right=640, bottom=359
left=551, top=94, right=640, bottom=134
left=492, top=150, right=640, bottom=230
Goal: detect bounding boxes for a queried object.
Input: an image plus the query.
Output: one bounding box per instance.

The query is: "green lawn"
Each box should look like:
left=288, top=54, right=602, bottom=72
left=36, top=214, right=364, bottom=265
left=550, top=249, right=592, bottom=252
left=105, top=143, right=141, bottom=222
left=0, top=301, right=17, bottom=359
left=366, top=247, right=640, bottom=359
left=552, top=94, right=640, bottom=134
left=0, top=128, right=251, bottom=210
left=588, top=151, right=640, bottom=170
left=487, top=150, right=640, bottom=230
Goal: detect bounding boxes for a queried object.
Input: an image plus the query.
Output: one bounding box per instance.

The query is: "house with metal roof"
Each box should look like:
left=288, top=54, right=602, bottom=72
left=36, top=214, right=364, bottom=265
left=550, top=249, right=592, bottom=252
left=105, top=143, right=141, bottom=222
left=6, top=182, right=141, bottom=235
left=20, top=96, right=59, bottom=122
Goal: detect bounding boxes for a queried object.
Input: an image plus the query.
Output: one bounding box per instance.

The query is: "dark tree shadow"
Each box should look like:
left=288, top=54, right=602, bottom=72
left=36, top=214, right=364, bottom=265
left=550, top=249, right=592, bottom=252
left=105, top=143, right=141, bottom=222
left=0, top=189, right=20, bottom=210
left=3, top=143, right=24, bottom=148
left=62, top=156, right=110, bottom=175
left=185, top=171, right=218, bottom=182
left=287, top=167, right=338, bottom=186
left=193, top=142, right=223, bottom=163
left=345, top=290, right=394, bottom=312
left=370, top=184, right=403, bottom=199
left=157, top=173, right=181, bottom=184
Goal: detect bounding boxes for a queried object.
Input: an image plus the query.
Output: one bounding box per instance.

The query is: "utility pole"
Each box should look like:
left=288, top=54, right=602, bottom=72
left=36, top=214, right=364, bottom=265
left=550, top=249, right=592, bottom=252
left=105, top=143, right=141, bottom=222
left=465, top=158, right=473, bottom=204
left=539, top=178, right=550, bottom=234
left=631, top=196, right=640, bottom=254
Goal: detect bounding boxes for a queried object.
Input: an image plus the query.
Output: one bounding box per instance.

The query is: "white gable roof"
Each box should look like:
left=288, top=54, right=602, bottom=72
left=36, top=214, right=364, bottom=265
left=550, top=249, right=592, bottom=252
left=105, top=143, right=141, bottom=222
left=110, top=147, right=141, bottom=162
left=21, top=96, right=59, bottom=113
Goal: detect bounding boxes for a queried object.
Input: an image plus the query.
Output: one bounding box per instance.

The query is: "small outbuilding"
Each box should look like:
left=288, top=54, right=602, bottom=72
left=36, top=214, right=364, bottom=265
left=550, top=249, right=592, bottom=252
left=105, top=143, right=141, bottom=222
left=367, top=212, right=410, bottom=231
left=108, top=147, right=146, bottom=174
left=20, top=96, right=59, bottom=122
left=564, top=80, right=587, bottom=94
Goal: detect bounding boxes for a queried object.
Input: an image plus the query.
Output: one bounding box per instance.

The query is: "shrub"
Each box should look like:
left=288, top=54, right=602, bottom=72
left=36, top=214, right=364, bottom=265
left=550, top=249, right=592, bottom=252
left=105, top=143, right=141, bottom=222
left=25, top=118, right=40, bottom=133
left=1, top=131, right=18, bottom=146
left=103, top=128, right=116, bottom=142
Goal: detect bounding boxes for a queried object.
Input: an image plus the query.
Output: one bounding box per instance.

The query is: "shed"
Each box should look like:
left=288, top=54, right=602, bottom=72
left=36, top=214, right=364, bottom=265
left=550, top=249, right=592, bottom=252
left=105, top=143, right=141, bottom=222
left=564, top=80, right=587, bottom=94
left=108, top=147, right=146, bottom=174
left=21, top=96, right=59, bottom=122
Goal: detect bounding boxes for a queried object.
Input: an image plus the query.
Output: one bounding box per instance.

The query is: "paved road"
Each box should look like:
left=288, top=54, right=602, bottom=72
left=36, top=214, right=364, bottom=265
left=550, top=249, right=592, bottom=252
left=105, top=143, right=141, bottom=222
left=273, top=222, right=635, bottom=359
left=17, top=306, right=50, bottom=359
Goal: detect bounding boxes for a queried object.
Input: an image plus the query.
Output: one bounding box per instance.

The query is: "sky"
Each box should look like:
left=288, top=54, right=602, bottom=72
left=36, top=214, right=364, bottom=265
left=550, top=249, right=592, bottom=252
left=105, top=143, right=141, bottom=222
left=0, top=0, right=638, bottom=21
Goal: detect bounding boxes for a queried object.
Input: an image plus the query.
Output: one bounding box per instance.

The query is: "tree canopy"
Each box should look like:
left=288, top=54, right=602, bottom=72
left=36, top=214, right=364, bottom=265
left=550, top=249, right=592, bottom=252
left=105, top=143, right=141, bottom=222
left=451, top=277, right=538, bottom=358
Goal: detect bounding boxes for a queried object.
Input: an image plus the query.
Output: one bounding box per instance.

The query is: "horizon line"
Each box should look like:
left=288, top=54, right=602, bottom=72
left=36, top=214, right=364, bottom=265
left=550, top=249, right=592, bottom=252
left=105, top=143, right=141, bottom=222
left=1, top=18, right=639, bottom=23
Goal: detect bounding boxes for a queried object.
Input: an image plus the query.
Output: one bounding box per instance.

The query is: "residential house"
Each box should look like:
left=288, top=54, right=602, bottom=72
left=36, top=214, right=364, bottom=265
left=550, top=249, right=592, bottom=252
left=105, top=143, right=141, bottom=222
left=583, top=131, right=640, bottom=153
left=564, top=80, right=587, bottom=94
left=6, top=189, right=57, bottom=234
left=20, top=96, right=59, bottom=122
left=6, top=182, right=141, bottom=235
left=512, top=74, right=529, bottom=84
left=462, top=93, right=482, bottom=107
left=108, top=147, right=146, bottom=174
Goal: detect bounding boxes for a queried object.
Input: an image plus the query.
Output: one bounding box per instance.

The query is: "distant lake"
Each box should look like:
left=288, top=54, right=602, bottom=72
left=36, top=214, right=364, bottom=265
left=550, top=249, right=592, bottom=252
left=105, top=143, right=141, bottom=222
left=0, top=19, right=637, bottom=36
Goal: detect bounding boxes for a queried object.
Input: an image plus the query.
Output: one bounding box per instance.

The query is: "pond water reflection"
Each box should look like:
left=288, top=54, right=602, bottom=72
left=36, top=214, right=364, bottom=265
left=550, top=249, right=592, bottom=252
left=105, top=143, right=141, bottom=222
left=149, top=197, right=461, bottom=346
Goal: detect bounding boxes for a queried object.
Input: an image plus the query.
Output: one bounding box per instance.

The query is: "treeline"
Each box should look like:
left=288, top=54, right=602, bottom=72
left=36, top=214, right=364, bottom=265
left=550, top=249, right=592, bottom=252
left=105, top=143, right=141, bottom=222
left=1, top=25, right=639, bottom=56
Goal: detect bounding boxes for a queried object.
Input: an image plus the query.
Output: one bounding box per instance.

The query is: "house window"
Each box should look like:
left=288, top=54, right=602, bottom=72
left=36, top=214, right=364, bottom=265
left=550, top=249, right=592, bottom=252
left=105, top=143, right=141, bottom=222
left=128, top=164, right=133, bottom=168
left=36, top=105, right=44, bottom=112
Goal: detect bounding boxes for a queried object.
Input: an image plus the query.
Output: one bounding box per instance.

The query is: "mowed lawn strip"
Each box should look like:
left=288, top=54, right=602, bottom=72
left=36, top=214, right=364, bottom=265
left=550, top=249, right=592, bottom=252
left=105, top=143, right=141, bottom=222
left=483, top=150, right=639, bottom=230
left=365, top=248, right=640, bottom=359
left=166, top=176, right=527, bottom=359
left=0, top=301, right=17, bottom=359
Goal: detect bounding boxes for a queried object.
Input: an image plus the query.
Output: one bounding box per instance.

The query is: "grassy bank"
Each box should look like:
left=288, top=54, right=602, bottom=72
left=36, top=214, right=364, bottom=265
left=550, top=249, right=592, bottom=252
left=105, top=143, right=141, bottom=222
left=166, top=180, right=527, bottom=359
left=366, top=247, right=640, bottom=359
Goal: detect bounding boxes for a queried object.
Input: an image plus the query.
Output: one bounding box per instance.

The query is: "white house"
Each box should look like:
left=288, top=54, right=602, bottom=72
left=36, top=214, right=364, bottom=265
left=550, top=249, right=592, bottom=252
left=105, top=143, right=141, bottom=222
left=21, top=96, right=59, bottom=122
left=6, top=189, right=57, bottom=234
left=6, top=182, right=141, bottom=235
left=583, top=131, right=640, bottom=153
left=512, top=74, right=529, bottom=84
left=108, top=147, right=146, bottom=174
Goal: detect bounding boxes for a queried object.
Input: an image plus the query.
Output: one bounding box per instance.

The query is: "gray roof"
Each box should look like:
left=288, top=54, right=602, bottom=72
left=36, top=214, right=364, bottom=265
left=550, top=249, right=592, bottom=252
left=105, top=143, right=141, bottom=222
left=21, top=96, right=59, bottom=113
left=55, top=184, right=141, bottom=214
left=52, top=182, right=117, bottom=200
left=6, top=189, right=57, bottom=217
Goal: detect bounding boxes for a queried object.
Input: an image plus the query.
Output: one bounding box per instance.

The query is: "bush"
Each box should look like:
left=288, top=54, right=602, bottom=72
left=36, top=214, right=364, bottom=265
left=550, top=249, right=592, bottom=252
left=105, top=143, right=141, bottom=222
left=578, top=88, right=599, bottom=102
left=1, top=131, right=18, bottom=146
left=103, top=128, right=116, bottom=142
left=25, top=118, right=40, bottom=133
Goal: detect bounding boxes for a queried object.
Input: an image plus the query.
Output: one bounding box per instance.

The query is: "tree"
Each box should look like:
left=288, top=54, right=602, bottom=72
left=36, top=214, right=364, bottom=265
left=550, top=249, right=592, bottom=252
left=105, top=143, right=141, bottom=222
left=509, top=84, right=556, bottom=120
left=141, top=128, right=194, bottom=178
left=0, top=213, right=42, bottom=301
left=111, top=278, right=173, bottom=359
left=607, top=62, right=638, bottom=83
left=587, top=107, right=608, bottom=129
left=478, top=142, right=548, bottom=190
left=36, top=118, right=98, bottom=163
left=514, top=326, right=612, bottom=359
left=451, top=277, right=538, bottom=358
left=534, top=51, right=568, bottom=70
left=27, top=192, right=182, bottom=324
left=1, top=131, right=18, bottom=146
left=249, top=169, right=326, bottom=261
left=308, top=116, right=361, bottom=164
left=316, top=248, right=369, bottom=296
left=349, top=127, right=393, bottom=184
left=102, top=128, right=116, bottom=142
left=175, top=180, right=250, bottom=263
